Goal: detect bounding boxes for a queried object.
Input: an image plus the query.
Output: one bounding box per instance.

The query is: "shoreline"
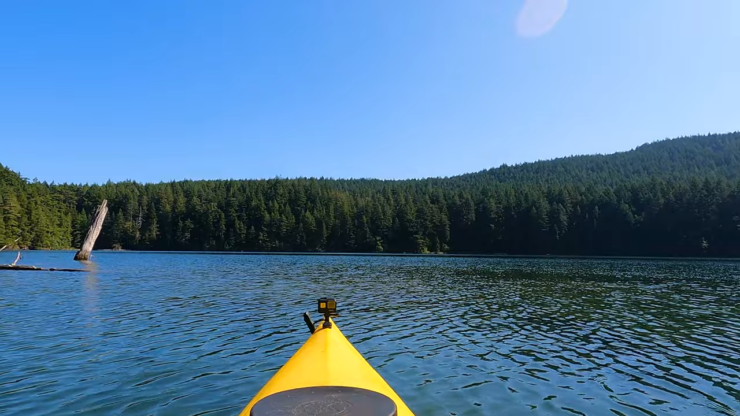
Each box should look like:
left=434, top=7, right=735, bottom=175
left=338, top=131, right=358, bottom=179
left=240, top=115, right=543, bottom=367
left=83, top=250, right=740, bottom=262
left=7, top=249, right=740, bottom=261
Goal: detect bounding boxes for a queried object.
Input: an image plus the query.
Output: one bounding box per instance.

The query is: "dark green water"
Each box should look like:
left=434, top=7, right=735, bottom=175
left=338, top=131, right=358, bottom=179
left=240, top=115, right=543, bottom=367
left=1, top=252, right=739, bottom=415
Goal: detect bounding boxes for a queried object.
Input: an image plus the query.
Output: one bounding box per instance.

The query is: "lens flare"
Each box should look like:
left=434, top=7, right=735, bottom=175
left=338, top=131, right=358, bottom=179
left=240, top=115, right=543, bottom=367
left=516, top=0, right=568, bottom=38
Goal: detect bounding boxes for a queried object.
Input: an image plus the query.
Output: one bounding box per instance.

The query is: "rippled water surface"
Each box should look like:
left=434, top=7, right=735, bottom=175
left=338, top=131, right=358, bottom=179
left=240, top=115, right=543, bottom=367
left=1, top=252, right=740, bottom=415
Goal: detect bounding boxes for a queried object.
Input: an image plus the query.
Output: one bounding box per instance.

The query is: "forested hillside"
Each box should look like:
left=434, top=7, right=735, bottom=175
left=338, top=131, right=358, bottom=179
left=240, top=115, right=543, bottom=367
left=455, top=131, right=740, bottom=186
left=2, top=132, right=740, bottom=256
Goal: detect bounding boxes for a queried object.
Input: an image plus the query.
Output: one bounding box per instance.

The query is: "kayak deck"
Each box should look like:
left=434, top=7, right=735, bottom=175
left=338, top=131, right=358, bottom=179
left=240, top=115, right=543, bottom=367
left=240, top=318, right=413, bottom=415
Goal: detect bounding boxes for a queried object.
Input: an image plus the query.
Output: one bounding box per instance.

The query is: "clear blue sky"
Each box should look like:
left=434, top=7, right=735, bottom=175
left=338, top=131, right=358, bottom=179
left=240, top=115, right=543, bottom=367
left=1, top=1, right=738, bottom=184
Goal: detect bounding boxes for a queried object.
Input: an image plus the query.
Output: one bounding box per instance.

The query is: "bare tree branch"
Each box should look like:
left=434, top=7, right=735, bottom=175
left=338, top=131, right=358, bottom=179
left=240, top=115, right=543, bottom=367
left=0, top=237, right=21, bottom=253
left=10, top=251, right=21, bottom=266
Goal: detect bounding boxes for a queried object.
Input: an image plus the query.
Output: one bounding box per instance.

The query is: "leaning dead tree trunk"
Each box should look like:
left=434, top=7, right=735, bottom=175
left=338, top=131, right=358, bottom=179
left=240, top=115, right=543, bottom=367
left=74, top=200, right=109, bottom=261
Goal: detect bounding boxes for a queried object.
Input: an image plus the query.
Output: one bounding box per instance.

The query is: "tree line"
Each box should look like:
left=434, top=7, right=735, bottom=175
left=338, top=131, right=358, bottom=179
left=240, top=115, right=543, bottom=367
left=2, top=132, right=740, bottom=256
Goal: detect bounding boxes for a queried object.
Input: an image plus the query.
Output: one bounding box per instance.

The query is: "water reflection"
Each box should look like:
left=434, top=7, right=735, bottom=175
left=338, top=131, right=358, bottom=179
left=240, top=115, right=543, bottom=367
left=1, top=254, right=739, bottom=416
left=83, top=267, right=99, bottom=321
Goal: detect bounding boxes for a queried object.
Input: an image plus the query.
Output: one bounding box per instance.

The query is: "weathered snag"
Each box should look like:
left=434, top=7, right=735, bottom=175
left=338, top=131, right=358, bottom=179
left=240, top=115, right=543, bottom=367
left=74, top=200, right=108, bottom=261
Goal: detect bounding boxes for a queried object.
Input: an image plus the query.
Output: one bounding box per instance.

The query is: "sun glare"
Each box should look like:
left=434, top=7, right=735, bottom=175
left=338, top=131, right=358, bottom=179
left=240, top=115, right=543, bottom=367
left=516, top=0, right=568, bottom=38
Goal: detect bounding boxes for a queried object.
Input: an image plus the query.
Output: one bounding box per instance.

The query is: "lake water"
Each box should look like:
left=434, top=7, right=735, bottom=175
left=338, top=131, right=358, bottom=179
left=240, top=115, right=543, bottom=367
left=1, top=252, right=739, bottom=415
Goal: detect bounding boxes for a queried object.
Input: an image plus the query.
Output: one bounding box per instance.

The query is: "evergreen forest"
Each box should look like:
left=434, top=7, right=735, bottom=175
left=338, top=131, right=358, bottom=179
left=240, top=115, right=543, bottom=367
left=2, top=132, right=740, bottom=257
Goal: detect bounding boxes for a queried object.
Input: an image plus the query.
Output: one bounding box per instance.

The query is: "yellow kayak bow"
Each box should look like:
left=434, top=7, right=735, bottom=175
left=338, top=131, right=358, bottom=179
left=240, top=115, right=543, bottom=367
left=240, top=298, right=414, bottom=416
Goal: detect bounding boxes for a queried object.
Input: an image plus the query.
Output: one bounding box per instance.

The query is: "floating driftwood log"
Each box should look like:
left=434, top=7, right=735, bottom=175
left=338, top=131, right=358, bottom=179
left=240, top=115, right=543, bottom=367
left=74, top=200, right=108, bottom=261
left=0, top=237, right=85, bottom=272
left=1, top=200, right=108, bottom=272
left=0, top=264, right=86, bottom=272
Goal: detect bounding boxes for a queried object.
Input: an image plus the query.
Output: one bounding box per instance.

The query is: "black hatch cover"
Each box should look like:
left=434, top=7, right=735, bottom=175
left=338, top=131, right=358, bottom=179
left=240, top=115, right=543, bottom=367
left=250, top=386, right=398, bottom=416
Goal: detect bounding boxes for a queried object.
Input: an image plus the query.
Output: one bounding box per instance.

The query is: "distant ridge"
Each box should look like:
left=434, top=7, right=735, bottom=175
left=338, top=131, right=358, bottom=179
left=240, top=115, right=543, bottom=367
left=452, top=132, right=740, bottom=186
